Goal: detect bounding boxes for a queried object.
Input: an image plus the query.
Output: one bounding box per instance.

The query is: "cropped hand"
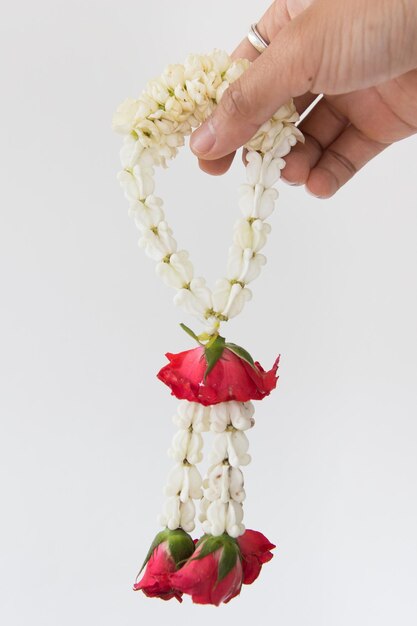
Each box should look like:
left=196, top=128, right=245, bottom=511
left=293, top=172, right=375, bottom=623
left=190, top=0, right=417, bottom=197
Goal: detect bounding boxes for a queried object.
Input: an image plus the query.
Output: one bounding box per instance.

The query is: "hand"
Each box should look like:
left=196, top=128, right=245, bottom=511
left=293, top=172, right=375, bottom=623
left=190, top=0, right=417, bottom=198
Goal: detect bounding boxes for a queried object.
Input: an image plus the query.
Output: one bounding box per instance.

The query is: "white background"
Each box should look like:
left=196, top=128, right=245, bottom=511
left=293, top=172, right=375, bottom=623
left=1, top=1, right=417, bottom=624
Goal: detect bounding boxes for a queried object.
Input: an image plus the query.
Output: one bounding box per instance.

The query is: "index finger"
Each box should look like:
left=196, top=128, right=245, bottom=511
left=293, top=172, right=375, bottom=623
left=197, top=0, right=315, bottom=175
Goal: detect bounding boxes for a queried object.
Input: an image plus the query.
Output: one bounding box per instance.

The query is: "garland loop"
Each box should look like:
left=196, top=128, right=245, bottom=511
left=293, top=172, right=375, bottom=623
left=113, top=49, right=303, bottom=335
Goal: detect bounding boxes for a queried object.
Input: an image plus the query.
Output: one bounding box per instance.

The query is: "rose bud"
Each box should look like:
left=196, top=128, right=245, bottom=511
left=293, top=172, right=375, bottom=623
left=237, top=529, right=276, bottom=584
left=133, top=528, right=195, bottom=602
left=169, top=533, right=243, bottom=605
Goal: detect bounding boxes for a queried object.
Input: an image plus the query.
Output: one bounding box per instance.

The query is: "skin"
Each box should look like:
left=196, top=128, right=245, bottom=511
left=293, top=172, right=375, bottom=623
left=190, top=0, right=417, bottom=198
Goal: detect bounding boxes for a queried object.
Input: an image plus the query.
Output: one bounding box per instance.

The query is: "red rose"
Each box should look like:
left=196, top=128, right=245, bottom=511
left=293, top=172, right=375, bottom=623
left=157, top=342, right=279, bottom=406
left=133, top=529, right=195, bottom=602
left=237, top=529, right=276, bottom=585
left=169, top=534, right=243, bottom=606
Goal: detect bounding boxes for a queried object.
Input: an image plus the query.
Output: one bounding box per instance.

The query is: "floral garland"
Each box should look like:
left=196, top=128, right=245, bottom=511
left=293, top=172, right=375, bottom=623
left=113, top=49, right=303, bottom=606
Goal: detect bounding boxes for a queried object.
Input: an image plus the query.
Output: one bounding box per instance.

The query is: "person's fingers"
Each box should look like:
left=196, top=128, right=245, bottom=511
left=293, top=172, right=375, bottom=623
left=230, top=0, right=312, bottom=62
left=282, top=97, right=349, bottom=184
left=190, top=5, right=319, bottom=161
left=197, top=90, right=317, bottom=176
left=195, top=0, right=316, bottom=176
left=305, top=125, right=388, bottom=198
left=230, top=16, right=317, bottom=116
left=230, top=21, right=316, bottom=119
left=195, top=32, right=262, bottom=177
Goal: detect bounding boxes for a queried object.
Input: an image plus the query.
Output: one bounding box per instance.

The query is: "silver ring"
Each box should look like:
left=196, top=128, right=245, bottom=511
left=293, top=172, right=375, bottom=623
left=247, top=23, right=269, bottom=54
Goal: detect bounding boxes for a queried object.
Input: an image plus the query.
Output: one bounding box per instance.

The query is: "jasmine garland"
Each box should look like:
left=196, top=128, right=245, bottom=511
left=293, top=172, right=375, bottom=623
left=113, top=49, right=302, bottom=605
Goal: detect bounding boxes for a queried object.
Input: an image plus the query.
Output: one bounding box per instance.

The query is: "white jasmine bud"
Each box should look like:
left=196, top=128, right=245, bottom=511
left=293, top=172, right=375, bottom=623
left=139, top=225, right=176, bottom=261
left=203, top=500, right=227, bottom=536
left=258, top=187, right=279, bottom=220
left=168, top=429, right=190, bottom=461
left=156, top=221, right=177, bottom=252
left=136, top=94, right=159, bottom=118
left=173, top=89, right=195, bottom=116
left=198, top=496, right=210, bottom=524
left=174, top=277, right=212, bottom=318
left=165, top=464, right=185, bottom=497
left=224, top=59, right=250, bottom=83
left=226, top=284, right=252, bottom=319
left=173, top=401, right=193, bottom=430
left=259, top=152, right=283, bottom=187
left=186, top=432, right=204, bottom=465
left=245, top=150, right=263, bottom=185
left=169, top=250, right=194, bottom=283
left=187, top=464, right=203, bottom=499
left=179, top=499, right=196, bottom=532
left=168, top=429, right=203, bottom=464
left=135, top=119, right=161, bottom=148
left=117, top=170, right=139, bottom=203
left=229, top=401, right=255, bottom=431
left=229, top=467, right=245, bottom=503
left=185, top=78, right=208, bottom=105
left=156, top=247, right=193, bottom=289
left=209, top=433, right=228, bottom=465
left=226, top=501, right=245, bottom=538
left=179, top=466, right=191, bottom=503
left=274, top=101, right=299, bottom=122
left=129, top=195, right=164, bottom=230
left=209, top=403, right=230, bottom=433
left=156, top=262, right=185, bottom=289
left=228, top=430, right=251, bottom=467
left=210, top=431, right=251, bottom=467
left=237, top=184, right=255, bottom=218
left=159, top=495, right=181, bottom=530
left=203, top=463, right=233, bottom=504
left=173, top=401, right=210, bottom=432
left=211, top=278, right=232, bottom=313
left=190, top=403, right=211, bottom=433
left=119, top=135, right=145, bottom=169
left=112, top=98, right=138, bottom=134
left=133, top=164, right=155, bottom=199
left=146, top=79, right=170, bottom=106
left=162, top=64, right=186, bottom=89
left=211, top=49, right=232, bottom=74
left=165, top=463, right=202, bottom=501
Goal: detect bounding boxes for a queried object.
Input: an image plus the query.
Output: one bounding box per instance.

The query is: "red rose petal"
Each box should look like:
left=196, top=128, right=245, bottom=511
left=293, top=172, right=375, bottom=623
left=157, top=346, right=280, bottom=405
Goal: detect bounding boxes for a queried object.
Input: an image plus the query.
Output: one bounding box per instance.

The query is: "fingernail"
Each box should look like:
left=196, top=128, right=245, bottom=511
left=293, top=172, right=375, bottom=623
left=190, top=120, right=216, bottom=156
left=306, top=188, right=324, bottom=199
left=281, top=176, right=302, bottom=187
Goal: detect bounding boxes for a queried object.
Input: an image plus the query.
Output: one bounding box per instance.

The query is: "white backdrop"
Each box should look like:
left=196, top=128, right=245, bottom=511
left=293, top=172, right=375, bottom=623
left=1, top=1, right=417, bottom=624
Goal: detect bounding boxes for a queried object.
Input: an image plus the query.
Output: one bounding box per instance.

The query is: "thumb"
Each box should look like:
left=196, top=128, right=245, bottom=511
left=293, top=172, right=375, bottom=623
left=190, top=7, right=319, bottom=160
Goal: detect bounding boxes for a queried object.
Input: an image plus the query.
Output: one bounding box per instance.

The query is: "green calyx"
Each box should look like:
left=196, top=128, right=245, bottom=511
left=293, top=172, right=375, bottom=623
left=138, top=528, right=195, bottom=575
left=180, top=323, right=256, bottom=380
left=192, top=533, right=241, bottom=582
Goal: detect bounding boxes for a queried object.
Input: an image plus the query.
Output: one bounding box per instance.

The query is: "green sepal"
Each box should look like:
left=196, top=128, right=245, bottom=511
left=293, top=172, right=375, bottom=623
left=217, top=537, right=240, bottom=582
left=138, top=528, right=195, bottom=576
left=191, top=534, right=240, bottom=583
left=179, top=323, right=202, bottom=345
left=191, top=535, right=225, bottom=561
left=225, top=342, right=256, bottom=369
left=168, top=529, right=196, bottom=570
left=204, top=335, right=226, bottom=380
left=138, top=529, right=169, bottom=576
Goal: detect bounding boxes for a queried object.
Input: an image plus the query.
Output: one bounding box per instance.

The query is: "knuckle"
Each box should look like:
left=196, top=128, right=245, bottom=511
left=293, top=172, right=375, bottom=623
left=221, top=82, right=252, bottom=121
left=326, top=148, right=357, bottom=176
